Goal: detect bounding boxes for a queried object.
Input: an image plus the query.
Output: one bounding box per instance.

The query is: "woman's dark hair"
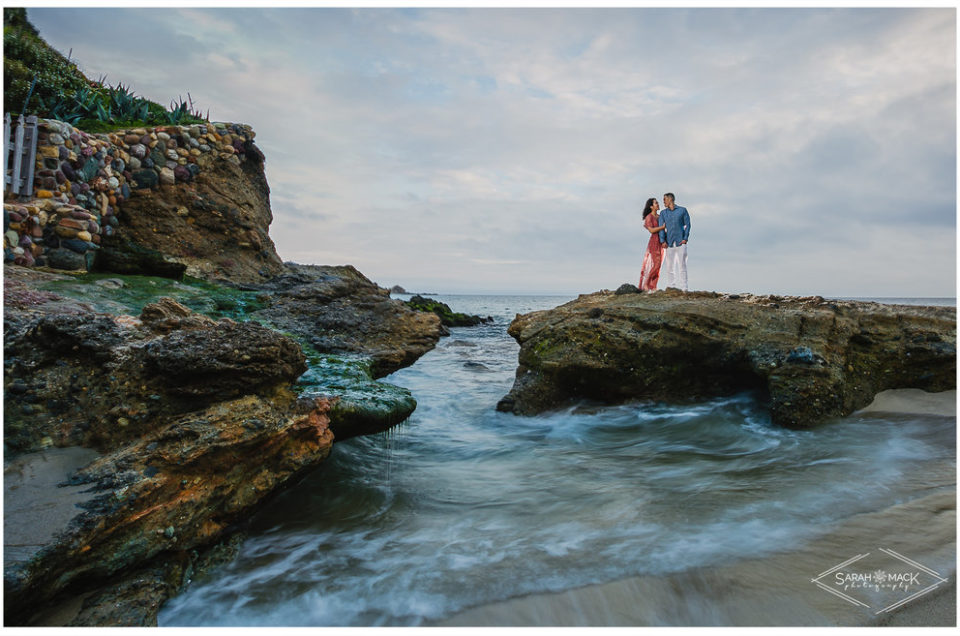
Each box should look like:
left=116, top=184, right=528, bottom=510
left=642, top=197, right=657, bottom=219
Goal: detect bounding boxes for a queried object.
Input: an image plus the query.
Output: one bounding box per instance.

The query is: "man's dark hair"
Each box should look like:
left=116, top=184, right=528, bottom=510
left=664, top=192, right=675, bottom=201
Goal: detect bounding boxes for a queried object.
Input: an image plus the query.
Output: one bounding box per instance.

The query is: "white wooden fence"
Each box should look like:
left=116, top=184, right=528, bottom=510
left=4, top=113, right=38, bottom=198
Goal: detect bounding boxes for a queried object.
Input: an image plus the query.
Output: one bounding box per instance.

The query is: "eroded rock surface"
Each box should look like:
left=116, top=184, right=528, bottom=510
left=253, top=263, right=446, bottom=378
left=497, top=289, right=956, bottom=427
left=2, top=289, right=329, bottom=624
left=4, top=295, right=305, bottom=452
left=102, top=145, right=285, bottom=283
left=3, top=259, right=448, bottom=624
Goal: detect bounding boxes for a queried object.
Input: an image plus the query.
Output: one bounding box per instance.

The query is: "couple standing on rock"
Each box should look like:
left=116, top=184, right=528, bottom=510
left=638, top=192, right=691, bottom=292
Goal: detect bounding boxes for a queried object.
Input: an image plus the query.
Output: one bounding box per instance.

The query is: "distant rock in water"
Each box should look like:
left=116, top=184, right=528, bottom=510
left=496, top=289, right=956, bottom=427
left=405, top=294, right=493, bottom=327
left=390, top=285, right=407, bottom=294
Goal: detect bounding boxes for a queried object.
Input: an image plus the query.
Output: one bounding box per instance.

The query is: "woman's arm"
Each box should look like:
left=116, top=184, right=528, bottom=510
left=646, top=224, right=665, bottom=234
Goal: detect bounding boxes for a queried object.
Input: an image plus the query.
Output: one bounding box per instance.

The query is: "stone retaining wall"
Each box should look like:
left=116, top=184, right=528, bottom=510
left=3, top=118, right=261, bottom=271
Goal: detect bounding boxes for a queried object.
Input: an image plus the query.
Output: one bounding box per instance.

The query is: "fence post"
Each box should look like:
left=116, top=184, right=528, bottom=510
left=3, top=112, right=10, bottom=194
left=21, top=116, right=37, bottom=198
left=4, top=114, right=41, bottom=198
left=11, top=114, right=25, bottom=195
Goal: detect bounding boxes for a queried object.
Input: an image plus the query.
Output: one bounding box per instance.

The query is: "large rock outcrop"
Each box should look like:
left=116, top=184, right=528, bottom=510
left=5, top=262, right=446, bottom=447
left=3, top=256, right=453, bottom=624
left=4, top=291, right=307, bottom=452
left=101, top=131, right=285, bottom=283
left=3, top=289, right=332, bottom=624
left=497, top=289, right=956, bottom=427
left=4, top=118, right=285, bottom=284
left=252, top=263, right=446, bottom=378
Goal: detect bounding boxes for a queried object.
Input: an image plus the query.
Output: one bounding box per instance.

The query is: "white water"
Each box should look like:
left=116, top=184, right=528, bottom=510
left=159, top=294, right=956, bottom=626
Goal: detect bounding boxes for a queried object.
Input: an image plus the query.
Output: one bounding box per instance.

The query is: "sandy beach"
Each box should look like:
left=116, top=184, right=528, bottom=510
left=437, top=389, right=957, bottom=627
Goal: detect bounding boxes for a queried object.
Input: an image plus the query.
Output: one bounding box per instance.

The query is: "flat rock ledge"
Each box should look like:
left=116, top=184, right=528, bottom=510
left=496, top=289, right=956, bottom=427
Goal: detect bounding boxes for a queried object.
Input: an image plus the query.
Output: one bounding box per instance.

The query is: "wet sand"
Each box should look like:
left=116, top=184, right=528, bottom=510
left=856, top=388, right=956, bottom=417
left=3, top=446, right=101, bottom=571
left=437, top=389, right=957, bottom=627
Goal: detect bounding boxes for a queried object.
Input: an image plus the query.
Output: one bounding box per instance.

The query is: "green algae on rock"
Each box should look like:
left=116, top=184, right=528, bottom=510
left=405, top=294, right=493, bottom=327
left=22, top=267, right=436, bottom=440
left=497, top=289, right=956, bottom=427
left=294, top=347, right=417, bottom=441
left=36, top=271, right=271, bottom=321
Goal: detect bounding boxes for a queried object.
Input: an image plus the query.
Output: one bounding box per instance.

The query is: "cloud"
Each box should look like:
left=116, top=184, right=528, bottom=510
left=26, top=7, right=956, bottom=296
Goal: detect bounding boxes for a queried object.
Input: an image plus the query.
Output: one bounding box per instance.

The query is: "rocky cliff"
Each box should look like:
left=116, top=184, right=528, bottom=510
left=4, top=118, right=284, bottom=283
left=2, top=115, right=448, bottom=623
left=497, top=289, right=956, bottom=427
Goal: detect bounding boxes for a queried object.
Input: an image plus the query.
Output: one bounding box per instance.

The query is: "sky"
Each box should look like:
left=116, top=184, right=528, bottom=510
left=24, top=6, right=958, bottom=296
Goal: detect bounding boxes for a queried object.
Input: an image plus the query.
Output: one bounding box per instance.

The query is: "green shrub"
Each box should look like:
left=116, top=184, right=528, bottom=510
left=4, top=8, right=210, bottom=126
left=3, top=10, right=90, bottom=115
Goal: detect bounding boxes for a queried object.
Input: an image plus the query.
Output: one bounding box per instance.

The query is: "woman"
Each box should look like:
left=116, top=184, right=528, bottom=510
left=638, top=197, right=666, bottom=291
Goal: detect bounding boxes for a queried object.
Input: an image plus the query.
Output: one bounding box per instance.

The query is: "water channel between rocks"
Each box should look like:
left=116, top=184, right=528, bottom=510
left=144, top=294, right=956, bottom=626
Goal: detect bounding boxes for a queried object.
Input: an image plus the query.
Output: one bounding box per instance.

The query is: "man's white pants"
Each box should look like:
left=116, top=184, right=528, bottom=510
left=660, top=244, right=688, bottom=291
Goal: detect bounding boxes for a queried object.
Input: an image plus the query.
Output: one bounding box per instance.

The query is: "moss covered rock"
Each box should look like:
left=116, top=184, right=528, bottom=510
left=405, top=294, right=492, bottom=327
left=497, top=289, right=956, bottom=427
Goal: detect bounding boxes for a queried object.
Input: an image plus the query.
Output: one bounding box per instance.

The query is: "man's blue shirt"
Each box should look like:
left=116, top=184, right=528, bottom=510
left=658, top=205, right=691, bottom=247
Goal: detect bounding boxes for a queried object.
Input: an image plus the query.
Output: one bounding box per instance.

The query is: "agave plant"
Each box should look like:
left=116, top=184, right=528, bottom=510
left=95, top=99, right=111, bottom=122
left=103, top=81, right=154, bottom=122
left=186, top=92, right=208, bottom=121
left=35, top=94, right=82, bottom=124
left=72, top=86, right=98, bottom=116
left=166, top=96, right=191, bottom=124
left=108, top=82, right=133, bottom=113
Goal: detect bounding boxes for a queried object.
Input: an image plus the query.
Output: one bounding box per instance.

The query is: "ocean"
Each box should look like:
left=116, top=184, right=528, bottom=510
left=158, top=294, right=956, bottom=626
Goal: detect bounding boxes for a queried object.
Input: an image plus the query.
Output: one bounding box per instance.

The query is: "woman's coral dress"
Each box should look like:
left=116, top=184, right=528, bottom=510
left=638, top=213, right=664, bottom=291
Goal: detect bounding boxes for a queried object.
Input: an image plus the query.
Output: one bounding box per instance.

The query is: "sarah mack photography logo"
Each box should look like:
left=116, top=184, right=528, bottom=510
left=811, top=548, right=949, bottom=615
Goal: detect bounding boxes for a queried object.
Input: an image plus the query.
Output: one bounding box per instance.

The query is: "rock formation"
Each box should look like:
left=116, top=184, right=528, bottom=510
left=405, top=294, right=494, bottom=327
left=2, top=284, right=333, bottom=624
left=4, top=119, right=284, bottom=284
left=1, top=60, right=446, bottom=629
left=497, top=289, right=956, bottom=427
left=102, top=128, right=284, bottom=283
left=251, top=264, right=446, bottom=378
left=2, top=261, right=446, bottom=624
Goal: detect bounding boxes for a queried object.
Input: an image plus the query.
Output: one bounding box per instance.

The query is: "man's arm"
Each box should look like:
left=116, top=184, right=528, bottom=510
left=658, top=211, right=667, bottom=244
left=681, top=208, right=691, bottom=243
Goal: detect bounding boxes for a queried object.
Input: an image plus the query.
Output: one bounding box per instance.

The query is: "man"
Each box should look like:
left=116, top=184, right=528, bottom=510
left=657, top=192, right=691, bottom=291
